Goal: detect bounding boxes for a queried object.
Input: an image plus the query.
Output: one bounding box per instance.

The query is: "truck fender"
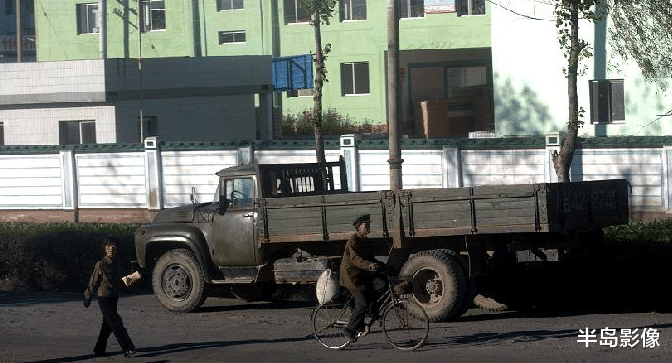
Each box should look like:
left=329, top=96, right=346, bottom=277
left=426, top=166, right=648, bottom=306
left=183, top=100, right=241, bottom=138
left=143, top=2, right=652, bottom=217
left=143, top=229, right=216, bottom=282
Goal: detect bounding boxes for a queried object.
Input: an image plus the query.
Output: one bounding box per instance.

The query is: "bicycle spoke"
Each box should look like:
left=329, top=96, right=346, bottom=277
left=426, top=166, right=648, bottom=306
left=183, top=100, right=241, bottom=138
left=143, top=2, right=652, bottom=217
left=312, top=302, right=354, bottom=350
left=382, top=299, right=429, bottom=351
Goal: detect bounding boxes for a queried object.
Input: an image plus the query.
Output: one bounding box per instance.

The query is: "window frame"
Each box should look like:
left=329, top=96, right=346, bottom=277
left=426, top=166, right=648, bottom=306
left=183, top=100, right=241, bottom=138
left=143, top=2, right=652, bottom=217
left=589, top=79, right=626, bottom=124
left=457, top=0, right=486, bottom=16
left=341, top=61, right=370, bottom=96
left=59, top=120, right=97, bottom=145
left=400, top=0, right=424, bottom=19
left=140, top=0, right=166, bottom=32
left=340, top=0, right=366, bottom=22
left=284, top=0, right=311, bottom=24
left=77, top=3, right=99, bottom=34
left=218, top=30, right=247, bottom=44
left=139, top=115, right=159, bottom=141
left=217, top=0, right=244, bottom=11
left=223, top=177, right=256, bottom=208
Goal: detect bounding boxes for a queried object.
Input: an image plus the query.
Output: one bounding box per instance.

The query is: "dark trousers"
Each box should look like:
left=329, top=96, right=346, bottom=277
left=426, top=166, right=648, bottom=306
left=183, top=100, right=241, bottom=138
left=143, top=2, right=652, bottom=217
left=346, top=289, right=369, bottom=332
left=94, top=297, right=135, bottom=354
left=346, top=276, right=387, bottom=333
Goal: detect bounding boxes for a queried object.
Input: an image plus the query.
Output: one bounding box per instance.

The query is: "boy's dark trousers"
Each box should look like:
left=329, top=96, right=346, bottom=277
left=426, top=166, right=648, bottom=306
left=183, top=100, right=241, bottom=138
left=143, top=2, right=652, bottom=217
left=94, top=297, right=135, bottom=354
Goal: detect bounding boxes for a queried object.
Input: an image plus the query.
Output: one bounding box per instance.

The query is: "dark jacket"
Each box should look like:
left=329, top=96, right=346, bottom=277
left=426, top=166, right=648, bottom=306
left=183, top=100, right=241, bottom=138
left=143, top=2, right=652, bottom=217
left=339, top=233, right=379, bottom=292
left=85, top=257, right=124, bottom=300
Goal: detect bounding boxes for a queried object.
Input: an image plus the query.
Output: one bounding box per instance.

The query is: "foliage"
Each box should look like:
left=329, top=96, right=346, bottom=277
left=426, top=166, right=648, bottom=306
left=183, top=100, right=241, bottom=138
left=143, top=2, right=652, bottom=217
left=0, top=223, right=141, bottom=292
left=609, top=0, right=672, bottom=91
left=554, top=0, right=601, bottom=77
left=282, top=108, right=374, bottom=136
left=603, top=219, right=672, bottom=260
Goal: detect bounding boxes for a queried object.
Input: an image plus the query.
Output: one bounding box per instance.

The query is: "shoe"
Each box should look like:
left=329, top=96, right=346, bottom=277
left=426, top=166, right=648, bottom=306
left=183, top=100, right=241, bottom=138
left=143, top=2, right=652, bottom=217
left=123, top=350, right=137, bottom=358
left=343, top=328, right=357, bottom=342
left=93, top=350, right=106, bottom=357
left=357, top=324, right=371, bottom=338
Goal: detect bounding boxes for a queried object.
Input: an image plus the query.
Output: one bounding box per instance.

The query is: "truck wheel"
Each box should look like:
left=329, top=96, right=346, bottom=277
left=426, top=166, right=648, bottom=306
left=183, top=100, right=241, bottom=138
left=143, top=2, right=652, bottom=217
left=152, top=249, right=206, bottom=313
left=231, top=283, right=277, bottom=302
left=400, top=249, right=468, bottom=322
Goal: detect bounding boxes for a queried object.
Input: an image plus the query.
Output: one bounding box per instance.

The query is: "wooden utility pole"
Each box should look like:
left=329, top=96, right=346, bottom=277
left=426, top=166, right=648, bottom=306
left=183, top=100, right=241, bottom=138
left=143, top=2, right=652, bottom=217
left=15, top=0, right=22, bottom=62
left=387, top=0, right=403, bottom=190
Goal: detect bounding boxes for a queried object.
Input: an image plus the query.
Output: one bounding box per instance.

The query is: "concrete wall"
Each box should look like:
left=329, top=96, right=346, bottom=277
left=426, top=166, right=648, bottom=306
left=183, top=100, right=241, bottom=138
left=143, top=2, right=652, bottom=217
left=1, top=136, right=671, bottom=223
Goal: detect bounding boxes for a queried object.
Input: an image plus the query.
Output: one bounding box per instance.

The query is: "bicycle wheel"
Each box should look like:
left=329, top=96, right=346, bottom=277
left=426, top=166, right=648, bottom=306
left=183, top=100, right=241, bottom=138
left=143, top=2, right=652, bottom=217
left=312, top=300, right=354, bottom=349
left=382, top=299, right=429, bottom=351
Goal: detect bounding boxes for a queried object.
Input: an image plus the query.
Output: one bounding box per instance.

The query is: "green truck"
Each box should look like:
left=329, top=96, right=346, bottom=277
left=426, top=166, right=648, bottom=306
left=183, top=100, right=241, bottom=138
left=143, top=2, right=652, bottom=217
left=134, top=158, right=629, bottom=321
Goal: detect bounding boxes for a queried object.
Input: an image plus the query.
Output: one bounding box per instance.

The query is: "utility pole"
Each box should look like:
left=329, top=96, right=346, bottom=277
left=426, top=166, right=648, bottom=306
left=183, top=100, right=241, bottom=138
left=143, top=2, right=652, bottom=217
left=99, top=0, right=107, bottom=59
left=387, top=0, right=403, bottom=190
left=15, top=0, right=22, bottom=62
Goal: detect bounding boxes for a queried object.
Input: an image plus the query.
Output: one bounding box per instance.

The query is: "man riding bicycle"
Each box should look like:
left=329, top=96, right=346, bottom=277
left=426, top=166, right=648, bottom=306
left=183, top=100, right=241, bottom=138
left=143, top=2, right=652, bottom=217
left=339, top=213, right=387, bottom=342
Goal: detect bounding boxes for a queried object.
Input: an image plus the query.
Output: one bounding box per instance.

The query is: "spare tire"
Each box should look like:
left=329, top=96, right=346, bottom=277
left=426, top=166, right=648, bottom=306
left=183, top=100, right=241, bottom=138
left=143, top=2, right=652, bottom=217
left=400, top=249, right=468, bottom=322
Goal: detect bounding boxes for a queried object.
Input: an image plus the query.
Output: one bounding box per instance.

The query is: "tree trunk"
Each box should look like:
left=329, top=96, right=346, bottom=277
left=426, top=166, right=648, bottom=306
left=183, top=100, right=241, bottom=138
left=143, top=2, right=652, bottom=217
left=553, top=0, right=580, bottom=183
left=313, top=14, right=326, bottom=164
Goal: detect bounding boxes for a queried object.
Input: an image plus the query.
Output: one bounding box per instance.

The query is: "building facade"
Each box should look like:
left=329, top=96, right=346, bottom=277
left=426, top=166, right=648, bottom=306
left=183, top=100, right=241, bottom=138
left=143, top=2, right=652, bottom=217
left=490, top=1, right=672, bottom=137
left=0, top=56, right=273, bottom=145
left=34, top=0, right=493, bottom=137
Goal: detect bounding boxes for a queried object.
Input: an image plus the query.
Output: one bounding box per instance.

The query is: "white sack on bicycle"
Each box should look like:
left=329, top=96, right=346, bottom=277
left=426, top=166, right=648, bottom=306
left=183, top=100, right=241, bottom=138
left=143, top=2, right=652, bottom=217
left=316, top=269, right=340, bottom=304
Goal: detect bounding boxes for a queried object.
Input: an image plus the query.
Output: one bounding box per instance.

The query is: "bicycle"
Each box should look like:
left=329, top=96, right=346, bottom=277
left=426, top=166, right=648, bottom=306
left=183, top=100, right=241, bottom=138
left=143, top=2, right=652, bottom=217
left=311, top=274, right=429, bottom=351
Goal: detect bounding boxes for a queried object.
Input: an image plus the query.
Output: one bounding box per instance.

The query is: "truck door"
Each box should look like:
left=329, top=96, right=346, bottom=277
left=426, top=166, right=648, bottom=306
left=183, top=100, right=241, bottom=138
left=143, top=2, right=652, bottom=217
left=211, top=177, right=258, bottom=266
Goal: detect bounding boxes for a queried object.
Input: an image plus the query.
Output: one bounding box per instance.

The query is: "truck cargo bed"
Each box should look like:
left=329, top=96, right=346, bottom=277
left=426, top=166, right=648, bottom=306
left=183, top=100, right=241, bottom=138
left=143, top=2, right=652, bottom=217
left=258, top=179, right=629, bottom=244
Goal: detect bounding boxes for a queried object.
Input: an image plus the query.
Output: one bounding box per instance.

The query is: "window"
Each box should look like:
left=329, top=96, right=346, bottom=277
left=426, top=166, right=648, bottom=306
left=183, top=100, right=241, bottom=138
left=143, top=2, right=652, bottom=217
left=0, top=121, right=4, bottom=145
left=59, top=121, right=96, bottom=145
left=589, top=79, right=625, bottom=124
left=287, top=88, right=314, bottom=97
left=218, top=30, right=246, bottom=44
left=446, top=66, right=487, bottom=97
left=457, top=0, right=486, bottom=16
left=400, top=0, right=424, bottom=18
left=340, top=0, right=366, bottom=21
left=225, top=178, right=255, bottom=208
left=77, top=3, right=99, bottom=34
left=217, top=0, right=244, bottom=11
left=140, top=0, right=166, bottom=32
left=140, top=116, right=158, bottom=141
left=284, top=0, right=311, bottom=24
left=341, top=62, right=370, bottom=95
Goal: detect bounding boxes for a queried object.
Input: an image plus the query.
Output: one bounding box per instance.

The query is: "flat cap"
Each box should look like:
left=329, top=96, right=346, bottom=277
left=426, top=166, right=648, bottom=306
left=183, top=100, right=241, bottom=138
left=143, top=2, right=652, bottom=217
left=352, top=213, right=371, bottom=226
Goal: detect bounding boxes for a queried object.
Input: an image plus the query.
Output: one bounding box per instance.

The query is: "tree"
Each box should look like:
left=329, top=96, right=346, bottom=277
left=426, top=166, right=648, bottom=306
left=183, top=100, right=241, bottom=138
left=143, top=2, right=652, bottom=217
left=608, top=0, right=672, bottom=90
left=305, top=0, right=337, bottom=164
left=552, top=0, right=672, bottom=182
left=552, top=0, right=601, bottom=182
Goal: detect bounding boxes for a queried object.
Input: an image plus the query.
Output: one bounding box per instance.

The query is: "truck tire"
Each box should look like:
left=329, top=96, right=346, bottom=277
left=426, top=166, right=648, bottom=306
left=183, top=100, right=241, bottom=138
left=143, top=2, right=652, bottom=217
left=231, top=283, right=277, bottom=302
left=400, top=249, right=468, bottom=322
left=152, top=248, right=206, bottom=313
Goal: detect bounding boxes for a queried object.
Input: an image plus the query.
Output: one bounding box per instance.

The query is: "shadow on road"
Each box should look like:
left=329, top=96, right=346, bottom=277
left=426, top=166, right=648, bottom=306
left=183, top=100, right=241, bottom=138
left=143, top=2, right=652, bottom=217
left=420, top=322, right=672, bottom=351
left=23, top=335, right=314, bottom=363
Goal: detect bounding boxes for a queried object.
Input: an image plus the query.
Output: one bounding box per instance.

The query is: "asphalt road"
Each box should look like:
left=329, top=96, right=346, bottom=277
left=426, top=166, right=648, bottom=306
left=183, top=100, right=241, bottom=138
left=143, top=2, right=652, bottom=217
left=1, top=292, right=671, bottom=363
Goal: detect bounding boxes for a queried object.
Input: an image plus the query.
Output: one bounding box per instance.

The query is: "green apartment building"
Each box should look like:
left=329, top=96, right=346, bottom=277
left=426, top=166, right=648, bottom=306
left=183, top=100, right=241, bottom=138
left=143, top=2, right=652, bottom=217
left=35, top=0, right=492, bottom=137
